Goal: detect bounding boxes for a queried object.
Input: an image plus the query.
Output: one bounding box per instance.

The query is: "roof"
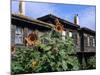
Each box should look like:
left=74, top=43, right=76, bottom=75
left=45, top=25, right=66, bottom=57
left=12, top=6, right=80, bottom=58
left=80, top=27, right=96, bottom=36
left=12, top=13, right=54, bottom=29
left=37, top=14, right=80, bottom=29
left=11, top=13, right=95, bottom=35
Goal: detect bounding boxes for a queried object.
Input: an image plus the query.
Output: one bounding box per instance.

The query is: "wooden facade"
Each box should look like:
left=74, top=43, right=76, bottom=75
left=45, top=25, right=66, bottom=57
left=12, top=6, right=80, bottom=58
left=11, top=14, right=53, bottom=46
left=80, top=27, right=96, bottom=52
left=11, top=13, right=96, bottom=52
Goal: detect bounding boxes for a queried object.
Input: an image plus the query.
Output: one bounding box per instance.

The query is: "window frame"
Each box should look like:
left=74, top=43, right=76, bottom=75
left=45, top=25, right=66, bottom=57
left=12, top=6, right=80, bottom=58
left=15, top=27, right=23, bottom=44
left=87, top=36, right=90, bottom=46
left=69, top=31, right=73, bottom=38
left=62, top=30, right=66, bottom=40
left=92, top=37, right=96, bottom=47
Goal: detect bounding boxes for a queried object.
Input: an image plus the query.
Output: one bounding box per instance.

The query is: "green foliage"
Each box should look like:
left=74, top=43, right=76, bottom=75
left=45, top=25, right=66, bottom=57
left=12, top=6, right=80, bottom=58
left=87, top=56, right=96, bottom=69
left=11, top=30, right=80, bottom=74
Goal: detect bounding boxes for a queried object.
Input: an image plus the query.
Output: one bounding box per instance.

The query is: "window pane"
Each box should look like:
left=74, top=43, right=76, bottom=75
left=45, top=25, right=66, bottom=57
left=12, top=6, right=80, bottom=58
left=62, top=31, right=66, bottom=40
left=69, top=32, right=72, bottom=37
left=15, top=35, right=23, bottom=44
left=93, top=38, right=95, bottom=47
left=15, top=27, right=22, bottom=34
left=15, top=27, right=23, bottom=44
left=87, top=37, right=90, bottom=46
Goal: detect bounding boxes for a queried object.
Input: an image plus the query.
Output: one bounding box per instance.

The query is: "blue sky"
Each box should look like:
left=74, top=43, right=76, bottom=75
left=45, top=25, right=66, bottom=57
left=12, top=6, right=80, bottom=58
left=11, top=0, right=96, bottom=31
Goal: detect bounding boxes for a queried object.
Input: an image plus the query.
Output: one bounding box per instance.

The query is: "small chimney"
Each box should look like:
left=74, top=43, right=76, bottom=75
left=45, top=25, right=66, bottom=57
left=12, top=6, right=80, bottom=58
left=74, top=14, right=79, bottom=25
left=19, top=0, right=25, bottom=15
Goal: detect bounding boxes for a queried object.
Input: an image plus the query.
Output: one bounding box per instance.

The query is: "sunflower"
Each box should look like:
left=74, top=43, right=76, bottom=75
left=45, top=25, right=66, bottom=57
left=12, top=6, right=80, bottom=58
left=25, top=31, right=40, bottom=46
left=55, top=18, right=64, bottom=32
left=28, top=32, right=38, bottom=41
left=32, top=60, right=37, bottom=68
left=11, top=45, right=16, bottom=55
left=55, top=25, right=64, bottom=32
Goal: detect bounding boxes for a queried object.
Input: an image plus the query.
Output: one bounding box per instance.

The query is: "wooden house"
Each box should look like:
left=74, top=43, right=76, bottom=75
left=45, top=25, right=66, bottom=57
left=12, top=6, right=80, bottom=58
left=11, top=13, right=96, bottom=69
left=11, top=0, right=96, bottom=69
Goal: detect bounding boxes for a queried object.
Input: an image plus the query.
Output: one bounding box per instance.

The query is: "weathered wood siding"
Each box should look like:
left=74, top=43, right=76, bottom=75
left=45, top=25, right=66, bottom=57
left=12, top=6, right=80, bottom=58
left=11, top=24, right=16, bottom=46
left=83, top=33, right=96, bottom=52
left=23, top=27, right=28, bottom=45
left=11, top=24, right=50, bottom=45
left=66, top=29, right=81, bottom=52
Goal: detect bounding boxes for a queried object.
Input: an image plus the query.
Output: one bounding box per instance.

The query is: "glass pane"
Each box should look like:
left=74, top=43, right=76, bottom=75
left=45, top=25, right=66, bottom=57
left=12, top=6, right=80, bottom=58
left=69, top=32, right=72, bottom=37
left=87, top=37, right=90, bottom=46
left=15, top=35, right=23, bottom=44
left=93, top=38, right=95, bottom=47
left=15, top=27, right=22, bottom=34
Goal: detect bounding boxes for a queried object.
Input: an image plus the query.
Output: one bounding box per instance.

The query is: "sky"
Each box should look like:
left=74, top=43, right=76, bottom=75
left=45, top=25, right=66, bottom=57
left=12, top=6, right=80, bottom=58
left=11, top=0, right=96, bottom=31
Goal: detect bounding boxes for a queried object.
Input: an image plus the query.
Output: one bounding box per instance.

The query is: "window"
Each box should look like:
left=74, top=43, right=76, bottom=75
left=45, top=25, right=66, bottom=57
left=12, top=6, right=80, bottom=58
left=62, top=31, right=66, bottom=40
left=93, top=38, right=95, bottom=47
left=69, top=31, right=72, bottom=37
left=87, top=37, right=90, bottom=46
left=90, top=37, right=93, bottom=46
left=15, top=27, right=23, bottom=44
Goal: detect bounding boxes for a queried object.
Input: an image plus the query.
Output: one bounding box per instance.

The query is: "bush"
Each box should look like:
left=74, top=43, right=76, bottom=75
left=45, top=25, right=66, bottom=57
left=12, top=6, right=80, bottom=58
left=87, top=56, right=96, bottom=69
left=11, top=30, right=80, bottom=74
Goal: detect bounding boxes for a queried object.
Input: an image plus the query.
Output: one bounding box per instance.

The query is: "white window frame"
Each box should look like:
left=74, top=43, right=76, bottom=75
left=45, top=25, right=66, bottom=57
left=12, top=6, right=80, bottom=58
left=93, top=38, right=95, bottom=47
left=69, top=31, right=72, bottom=37
left=87, top=37, right=90, bottom=46
left=62, top=31, right=66, bottom=40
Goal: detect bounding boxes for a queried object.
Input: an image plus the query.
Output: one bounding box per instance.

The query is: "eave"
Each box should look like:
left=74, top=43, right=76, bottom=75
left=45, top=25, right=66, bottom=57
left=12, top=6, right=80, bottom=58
left=37, top=14, right=80, bottom=30
left=80, top=27, right=96, bottom=36
left=11, top=13, right=54, bottom=29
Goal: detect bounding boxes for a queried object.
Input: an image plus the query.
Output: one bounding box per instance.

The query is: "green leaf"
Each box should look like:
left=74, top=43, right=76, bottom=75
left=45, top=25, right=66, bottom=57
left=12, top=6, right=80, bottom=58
left=62, top=61, right=68, bottom=70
